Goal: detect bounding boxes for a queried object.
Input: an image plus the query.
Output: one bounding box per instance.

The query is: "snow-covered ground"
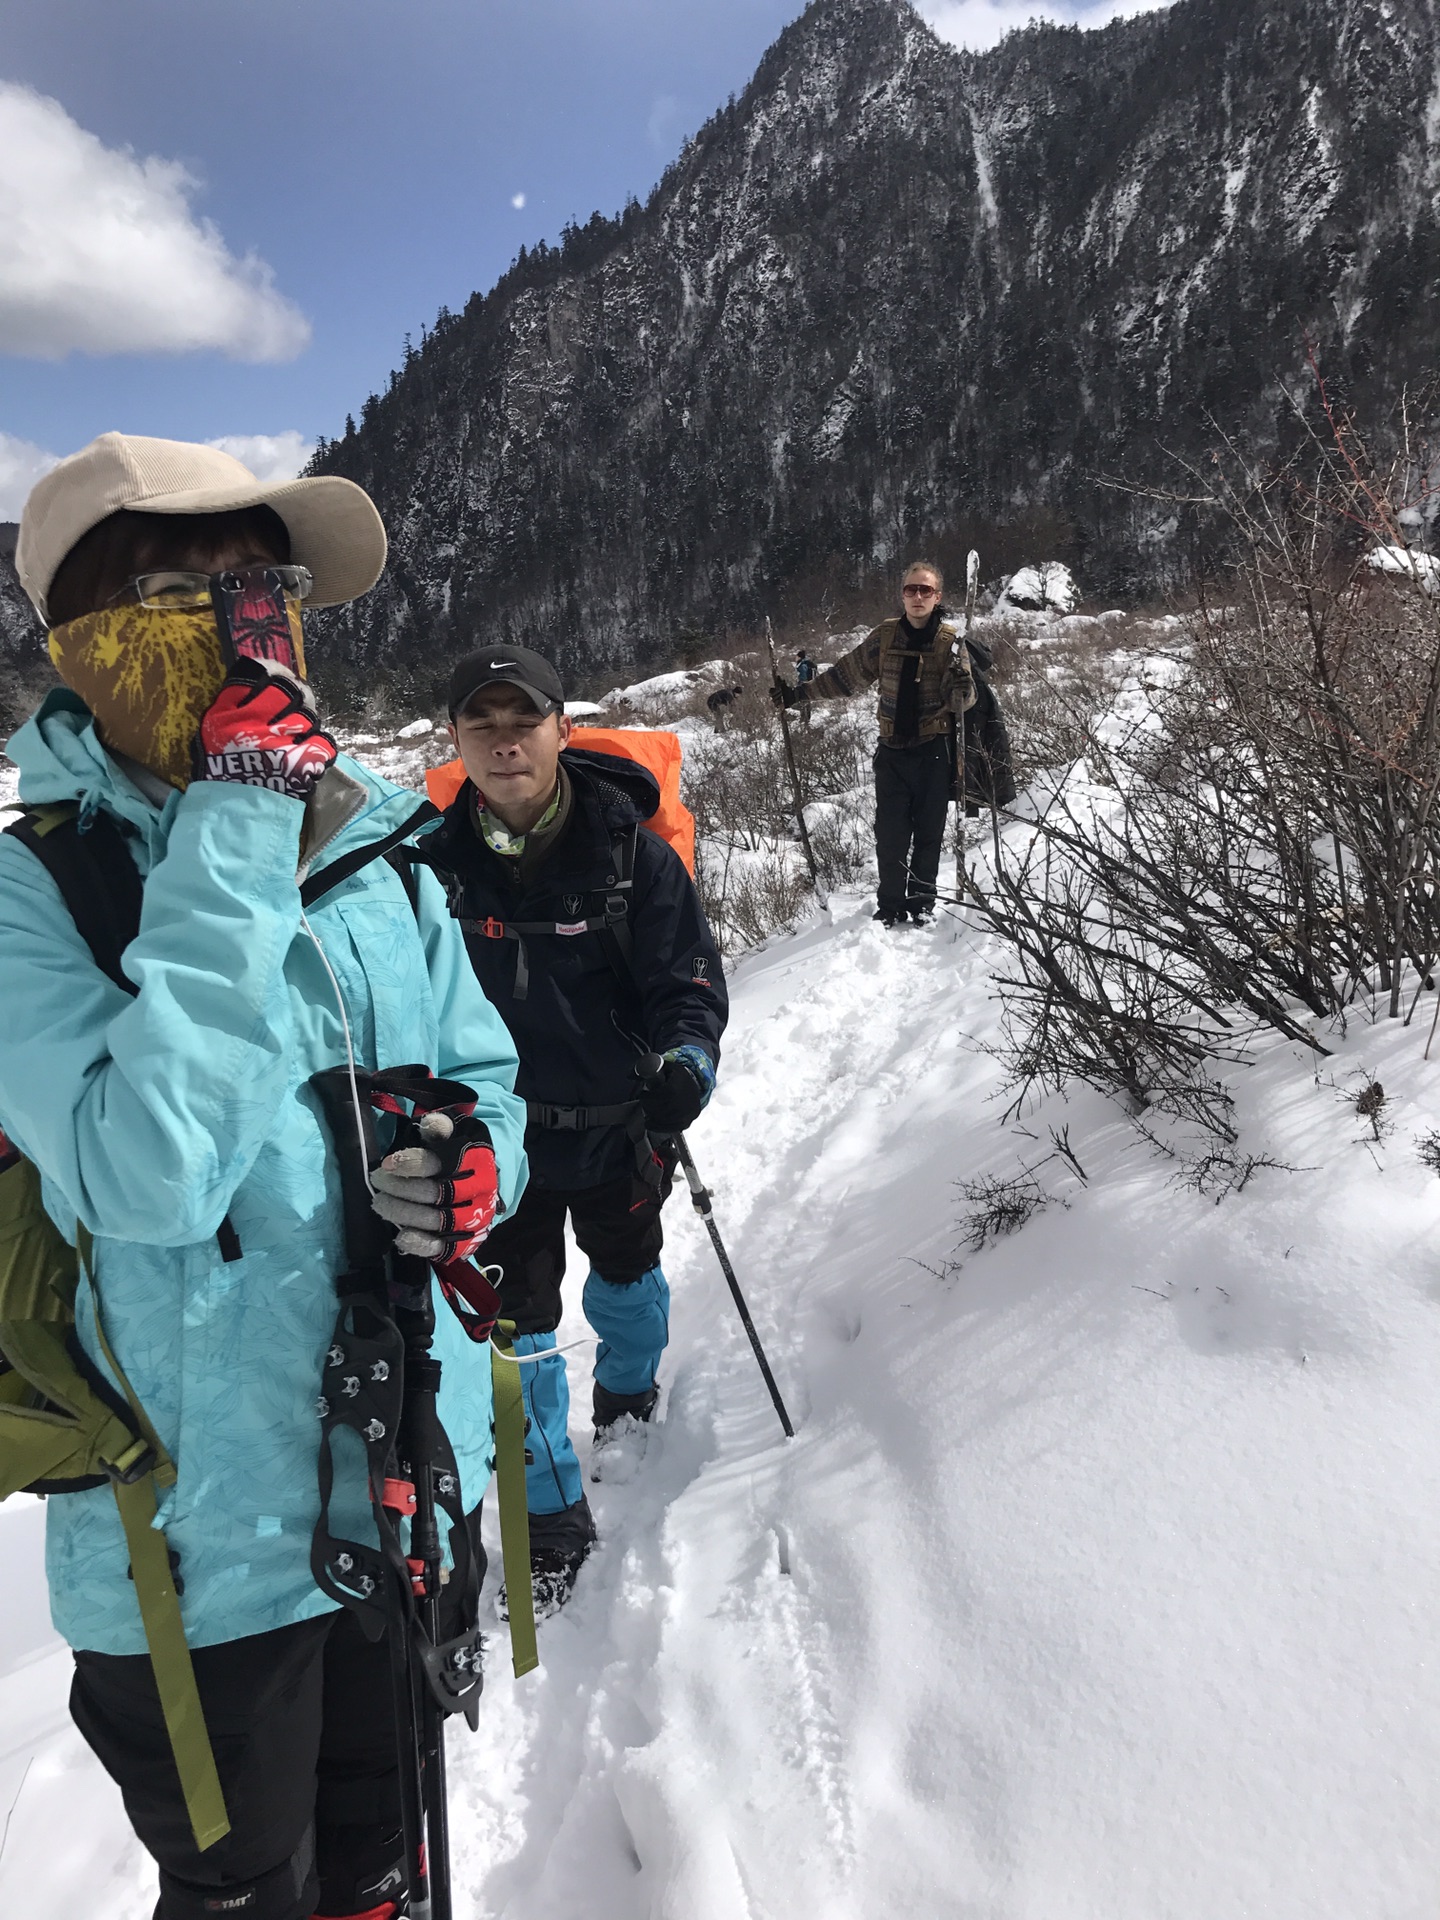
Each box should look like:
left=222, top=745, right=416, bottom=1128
left=7, top=657, right=1440, bottom=1915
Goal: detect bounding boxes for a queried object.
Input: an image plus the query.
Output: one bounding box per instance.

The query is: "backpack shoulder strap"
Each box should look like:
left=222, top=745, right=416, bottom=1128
left=601, top=822, right=639, bottom=984
left=384, top=844, right=422, bottom=919
left=4, top=805, right=143, bottom=996
left=299, top=800, right=439, bottom=910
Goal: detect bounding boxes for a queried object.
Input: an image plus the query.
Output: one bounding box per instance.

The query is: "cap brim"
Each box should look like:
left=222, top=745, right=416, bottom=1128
left=125, top=473, right=386, bottom=609
left=453, top=677, right=557, bottom=716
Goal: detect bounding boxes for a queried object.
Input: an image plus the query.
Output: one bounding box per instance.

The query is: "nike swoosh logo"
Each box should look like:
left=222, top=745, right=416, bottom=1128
left=488, top=660, right=518, bottom=669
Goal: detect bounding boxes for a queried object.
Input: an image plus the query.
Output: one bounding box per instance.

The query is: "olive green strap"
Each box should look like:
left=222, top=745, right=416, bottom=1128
left=490, top=1327, right=538, bottom=1678
left=111, top=1472, right=230, bottom=1850
left=76, top=1226, right=225, bottom=1847
left=76, top=1223, right=174, bottom=1487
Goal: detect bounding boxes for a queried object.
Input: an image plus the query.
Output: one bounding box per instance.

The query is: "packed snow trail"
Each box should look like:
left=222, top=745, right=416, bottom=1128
left=7, top=881, right=1440, bottom=1916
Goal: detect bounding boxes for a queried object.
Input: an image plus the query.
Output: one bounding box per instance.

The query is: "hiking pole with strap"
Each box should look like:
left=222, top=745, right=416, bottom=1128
left=954, top=548, right=980, bottom=888
left=636, top=1054, right=795, bottom=1439
left=765, top=616, right=824, bottom=902
left=310, top=1065, right=500, bottom=1920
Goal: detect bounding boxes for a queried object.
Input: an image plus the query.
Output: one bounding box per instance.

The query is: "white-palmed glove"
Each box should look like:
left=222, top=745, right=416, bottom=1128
left=369, top=1111, right=500, bottom=1260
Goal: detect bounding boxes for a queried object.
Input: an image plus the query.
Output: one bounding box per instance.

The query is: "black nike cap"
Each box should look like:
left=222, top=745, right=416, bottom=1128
left=447, top=645, right=565, bottom=718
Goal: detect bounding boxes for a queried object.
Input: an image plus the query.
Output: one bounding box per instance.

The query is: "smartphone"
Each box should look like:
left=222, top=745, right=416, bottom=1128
left=212, top=567, right=305, bottom=679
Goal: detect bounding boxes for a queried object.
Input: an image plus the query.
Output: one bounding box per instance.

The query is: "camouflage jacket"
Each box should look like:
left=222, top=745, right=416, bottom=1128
left=807, top=615, right=975, bottom=745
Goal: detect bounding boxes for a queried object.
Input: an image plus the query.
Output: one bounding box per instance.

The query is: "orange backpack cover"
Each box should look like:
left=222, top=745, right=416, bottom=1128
left=424, top=727, right=695, bottom=875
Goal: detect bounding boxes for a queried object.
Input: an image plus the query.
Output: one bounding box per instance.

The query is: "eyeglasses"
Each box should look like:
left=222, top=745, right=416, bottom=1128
left=114, top=565, right=314, bottom=610
left=902, top=583, right=939, bottom=597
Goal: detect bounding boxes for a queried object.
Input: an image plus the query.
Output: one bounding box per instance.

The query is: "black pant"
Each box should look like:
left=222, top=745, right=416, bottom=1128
left=71, top=1517, right=483, bottom=1920
left=484, top=1154, right=676, bottom=1337
left=873, top=737, right=953, bottom=914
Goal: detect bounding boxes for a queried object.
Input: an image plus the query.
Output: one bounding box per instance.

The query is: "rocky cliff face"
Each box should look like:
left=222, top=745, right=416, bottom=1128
left=10, top=0, right=1440, bottom=690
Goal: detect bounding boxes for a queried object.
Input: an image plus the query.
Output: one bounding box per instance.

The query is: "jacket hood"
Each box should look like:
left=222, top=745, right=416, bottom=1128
left=561, top=746, right=661, bottom=826
left=965, top=633, right=995, bottom=674
left=7, top=689, right=172, bottom=849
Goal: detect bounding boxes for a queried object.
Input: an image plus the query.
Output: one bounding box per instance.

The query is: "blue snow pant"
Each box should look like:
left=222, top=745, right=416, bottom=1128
left=484, top=1163, right=675, bottom=1514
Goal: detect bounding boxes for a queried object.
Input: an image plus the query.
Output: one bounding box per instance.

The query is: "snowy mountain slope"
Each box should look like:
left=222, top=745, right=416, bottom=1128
left=310, top=0, right=1440, bottom=682
left=7, top=840, right=1440, bottom=1914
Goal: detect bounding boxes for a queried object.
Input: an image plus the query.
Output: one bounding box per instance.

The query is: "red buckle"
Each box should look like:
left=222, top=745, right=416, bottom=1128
left=479, top=916, right=506, bottom=940
left=380, top=1476, right=416, bottom=1517
left=407, top=1555, right=427, bottom=1596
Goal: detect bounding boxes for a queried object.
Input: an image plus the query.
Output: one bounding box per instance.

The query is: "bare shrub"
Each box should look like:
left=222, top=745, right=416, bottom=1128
left=693, top=837, right=809, bottom=955
left=1353, top=1079, right=1388, bottom=1141
left=957, top=1172, right=1051, bottom=1249
left=959, top=382, right=1440, bottom=1147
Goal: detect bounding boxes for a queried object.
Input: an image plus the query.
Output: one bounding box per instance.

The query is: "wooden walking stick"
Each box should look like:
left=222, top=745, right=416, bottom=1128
left=765, top=617, right=824, bottom=900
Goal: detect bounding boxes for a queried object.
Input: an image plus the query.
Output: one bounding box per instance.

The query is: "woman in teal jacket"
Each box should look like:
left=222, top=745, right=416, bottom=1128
left=0, top=434, right=527, bottom=1920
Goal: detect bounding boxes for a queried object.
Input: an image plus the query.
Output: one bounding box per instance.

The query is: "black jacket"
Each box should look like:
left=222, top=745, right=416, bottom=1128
left=417, top=748, right=727, bottom=1188
left=961, top=636, right=1018, bottom=812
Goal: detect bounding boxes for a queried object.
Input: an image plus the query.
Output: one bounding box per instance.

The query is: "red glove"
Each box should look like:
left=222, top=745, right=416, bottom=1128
left=370, top=1113, right=500, bottom=1260
left=193, top=660, right=336, bottom=800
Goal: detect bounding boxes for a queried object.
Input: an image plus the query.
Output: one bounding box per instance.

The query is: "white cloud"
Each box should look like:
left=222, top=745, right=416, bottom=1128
left=511, top=192, right=527, bottom=210
left=206, top=431, right=315, bottom=486
left=0, top=83, right=310, bottom=363
left=0, top=432, right=59, bottom=520
left=0, top=428, right=314, bottom=522
left=918, top=0, right=1174, bottom=51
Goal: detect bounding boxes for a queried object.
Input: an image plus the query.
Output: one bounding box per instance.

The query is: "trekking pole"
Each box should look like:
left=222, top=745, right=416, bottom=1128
left=392, top=1274, right=456, bottom=1920
left=310, top=1068, right=489, bottom=1920
left=637, top=1054, right=795, bottom=1439
left=764, top=616, right=824, bottom=901
left=955, top=549, right=980, bottom=887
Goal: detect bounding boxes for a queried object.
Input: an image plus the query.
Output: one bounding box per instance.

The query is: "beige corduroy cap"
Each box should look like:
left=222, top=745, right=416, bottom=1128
left=16, top=432, right=388, bottom=624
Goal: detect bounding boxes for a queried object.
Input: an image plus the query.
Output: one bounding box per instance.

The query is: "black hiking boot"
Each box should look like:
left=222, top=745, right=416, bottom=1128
left=591, top=1383, right=659, bottom=1486
left=500, top=1494, right=597, bottom=1621
left=592, top=1382, right=660, bottom=1429
left=872, top=905, right=906, bottom=928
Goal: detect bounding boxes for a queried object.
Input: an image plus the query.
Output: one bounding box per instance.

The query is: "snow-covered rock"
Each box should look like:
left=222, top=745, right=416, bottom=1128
left=998, top=562, right=1080, bottom=614
left=1365, top=543, right=1440, bottom=595
left=396, top=716, right=434, bottom=738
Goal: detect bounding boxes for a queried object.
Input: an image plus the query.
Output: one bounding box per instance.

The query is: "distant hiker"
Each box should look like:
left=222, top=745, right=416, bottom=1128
left=775, top=560, right=975, bottom=925
left=416, top=646, right=728, bottom=1613
left=793, top=650, right=816, bottom=724
left=0, top=435, right=527, bottom=1920
left=706, top=683, right=744, bottom=730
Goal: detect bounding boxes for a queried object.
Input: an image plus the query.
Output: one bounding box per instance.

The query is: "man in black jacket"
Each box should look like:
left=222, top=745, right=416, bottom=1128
left=418, top=646, right=728, bottom=1610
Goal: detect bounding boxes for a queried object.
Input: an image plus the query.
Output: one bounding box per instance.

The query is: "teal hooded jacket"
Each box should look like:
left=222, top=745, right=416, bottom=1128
left=0, top=692, right=528, bottom=1656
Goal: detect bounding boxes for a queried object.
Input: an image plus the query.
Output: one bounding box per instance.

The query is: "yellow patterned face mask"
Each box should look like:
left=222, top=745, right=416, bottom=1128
left=47, top=600, right=306, bottom=790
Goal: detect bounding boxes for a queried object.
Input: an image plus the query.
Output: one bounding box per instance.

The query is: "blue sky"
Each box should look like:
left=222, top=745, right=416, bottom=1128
left=0, top=0, right=1171, bottom=513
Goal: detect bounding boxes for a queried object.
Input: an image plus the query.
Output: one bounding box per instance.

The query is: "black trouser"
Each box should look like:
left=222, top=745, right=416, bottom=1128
left=71, top=1515, right=483, bottom=1920
left=485, top=1158, right=676, bottom=1338
left=873, top=736, right=953, bottom=914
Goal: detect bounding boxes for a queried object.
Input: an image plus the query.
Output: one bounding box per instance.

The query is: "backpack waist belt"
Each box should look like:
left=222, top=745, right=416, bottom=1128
left=525, top=1098, right=642, bottom=1131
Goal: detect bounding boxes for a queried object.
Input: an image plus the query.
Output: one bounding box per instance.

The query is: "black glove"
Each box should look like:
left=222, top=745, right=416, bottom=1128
left=770, top=677, right=803, bottom=710
left=637, top=1053, right=708, bottom=1134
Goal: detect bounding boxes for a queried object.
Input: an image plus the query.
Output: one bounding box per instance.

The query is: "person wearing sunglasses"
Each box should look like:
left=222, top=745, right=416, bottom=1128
left=773, top=560, right=975, bottom=925
left=0, top=434, right=527, bottom=1920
